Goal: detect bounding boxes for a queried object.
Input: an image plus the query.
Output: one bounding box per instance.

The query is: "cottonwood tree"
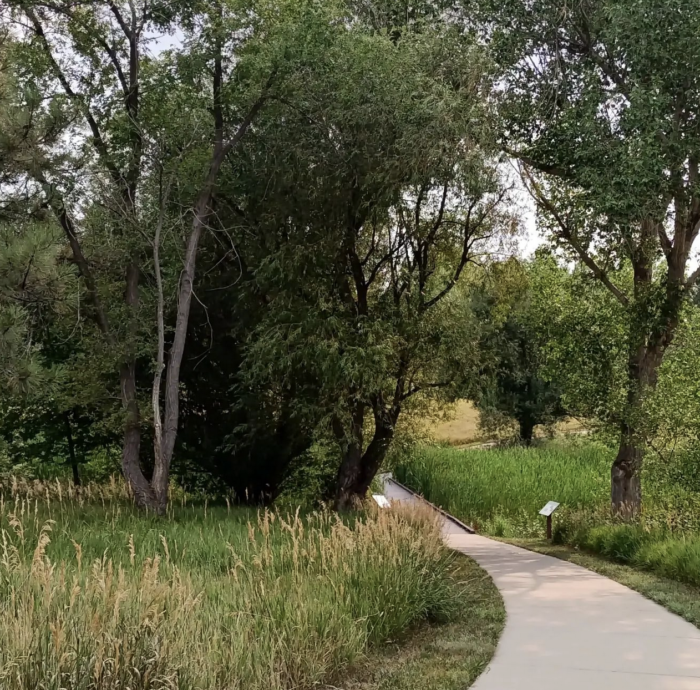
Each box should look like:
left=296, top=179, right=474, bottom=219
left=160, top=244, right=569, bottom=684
left=469, top=0, right=700, bottom=512
left=234, top=20, right=513, bottom=508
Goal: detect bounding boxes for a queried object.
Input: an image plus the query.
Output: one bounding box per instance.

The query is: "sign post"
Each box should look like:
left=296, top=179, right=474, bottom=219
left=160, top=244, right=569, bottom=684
left=539, top=501, right=560, bottom=540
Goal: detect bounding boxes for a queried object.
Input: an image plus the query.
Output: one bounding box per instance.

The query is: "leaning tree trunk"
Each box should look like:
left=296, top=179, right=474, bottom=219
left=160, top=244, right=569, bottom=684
left=334, top=401, right=398, bottom=510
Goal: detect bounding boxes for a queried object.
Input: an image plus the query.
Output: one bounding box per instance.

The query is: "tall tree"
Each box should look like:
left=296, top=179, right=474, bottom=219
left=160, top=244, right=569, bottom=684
left=2, top=0, right=337, bottom=510
left=469, top=260, right=566, bottom=444
left=233, top=19, right=512, bottom=508
left=470, top=0, right=700, bottom=512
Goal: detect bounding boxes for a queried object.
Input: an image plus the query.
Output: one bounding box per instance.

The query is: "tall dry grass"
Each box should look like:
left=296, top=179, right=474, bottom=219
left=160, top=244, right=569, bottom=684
left=0, top=480, right=456, bottom=690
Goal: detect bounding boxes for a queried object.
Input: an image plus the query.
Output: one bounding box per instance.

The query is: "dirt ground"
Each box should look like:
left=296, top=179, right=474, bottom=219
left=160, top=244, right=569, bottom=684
left=427, top=401, right=586, bottom=447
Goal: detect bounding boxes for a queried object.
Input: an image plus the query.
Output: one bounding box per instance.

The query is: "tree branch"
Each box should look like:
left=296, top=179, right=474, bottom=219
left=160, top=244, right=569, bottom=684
left=522, top=166, right=630, bottom=307
left=25, top=8, right=122, bottom=185
left=40, top=180, right=114, bottom=343
left=401, top=381, right=449, bottom=401
left=504, top=146, right=569, bottom=179
left=686, top=265, right=700, bottom=289
left=108, top=1, right=133, bottom=40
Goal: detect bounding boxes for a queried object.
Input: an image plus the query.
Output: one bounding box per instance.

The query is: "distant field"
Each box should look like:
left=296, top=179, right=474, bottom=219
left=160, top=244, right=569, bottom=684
left=426, top=400, right=587, bottom=446
left=428, top=401, right=483, bottom=445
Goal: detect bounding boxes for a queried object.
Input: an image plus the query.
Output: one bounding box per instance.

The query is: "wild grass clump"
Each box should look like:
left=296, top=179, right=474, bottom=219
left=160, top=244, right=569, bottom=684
left=0, top=481, right=456, bottom=690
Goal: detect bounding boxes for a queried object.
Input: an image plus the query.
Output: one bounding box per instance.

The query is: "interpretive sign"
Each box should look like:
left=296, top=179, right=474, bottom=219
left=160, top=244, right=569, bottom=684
left=539, top=501, right=560, bottom=517
left=372, top=494, right=391, bottom=509
left=539, top=501, right=560, bottom=540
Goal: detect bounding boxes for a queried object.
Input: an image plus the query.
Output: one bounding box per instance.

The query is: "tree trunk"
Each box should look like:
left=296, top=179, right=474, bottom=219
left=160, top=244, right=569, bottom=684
left=334, top=401, right=398, bottom=510
left=154, top=79, right=271, bottom=512
left=519, top=417, right=535, bottom=446
left=611, top=422, right=643, bottom=516
left=120, top=361, right=158, bottom=510
left=611, top=334, right=664, bottom=515
left=63, top=412, right=81, bottom=486
left=333, top=404, right=366, bottom=511
left=120, top=262, right=158, bottom=511
left=354, top=408, right=397, bottom=497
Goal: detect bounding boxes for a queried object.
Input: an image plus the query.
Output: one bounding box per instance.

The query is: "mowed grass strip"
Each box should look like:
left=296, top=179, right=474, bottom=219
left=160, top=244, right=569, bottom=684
left=0, top=480, right=462, bottom=690
left=339, top=552, right=505, bottom=690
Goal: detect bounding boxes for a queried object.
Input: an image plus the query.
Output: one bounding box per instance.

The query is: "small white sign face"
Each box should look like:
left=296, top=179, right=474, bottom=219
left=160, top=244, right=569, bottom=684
left=539, top=501, right=560, bottom=517
left=372, top=494, right=391, bottom=509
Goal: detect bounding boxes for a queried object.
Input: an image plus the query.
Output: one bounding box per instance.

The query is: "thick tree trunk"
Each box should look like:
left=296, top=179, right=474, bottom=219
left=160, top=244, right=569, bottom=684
left=335, top=443, right=365, bottom=511
left=334, top=402, right=398, bottom=510
left=519, top=417, right=535, bottom=446
left=611, top=336, right=664, bottom=515
left=611, top=423, right=643, bottom=516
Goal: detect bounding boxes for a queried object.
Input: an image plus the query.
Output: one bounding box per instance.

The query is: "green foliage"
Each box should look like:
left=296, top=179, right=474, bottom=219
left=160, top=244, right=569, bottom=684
left=468, top=259, right=566, bottom=441
left=527, top=252, right=630, bottom=426
left=647, top=306, right=700, bottom=453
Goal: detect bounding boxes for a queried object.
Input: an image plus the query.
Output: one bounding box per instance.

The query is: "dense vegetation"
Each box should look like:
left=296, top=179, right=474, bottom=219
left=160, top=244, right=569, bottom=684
left=0, top=480, right=463, bottom=689
left=1, top=0, right=700, bottom=684
left=0, top=0, right=699, bottom=520
left=398, top=441, right=700, bottom=589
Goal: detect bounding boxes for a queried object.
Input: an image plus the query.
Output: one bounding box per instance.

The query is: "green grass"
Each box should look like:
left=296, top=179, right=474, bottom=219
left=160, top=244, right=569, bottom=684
left=396, top=441, right=700, bottom=590
left=395, top=441, right=610, bottom=537
left=341, top=553, right=505, bottom=690
left=0, top=479, right=473, bottom=690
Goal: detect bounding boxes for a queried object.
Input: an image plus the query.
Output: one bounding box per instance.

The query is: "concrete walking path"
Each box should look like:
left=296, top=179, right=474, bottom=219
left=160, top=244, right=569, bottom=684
left=383, top=479, right=700, bottom=689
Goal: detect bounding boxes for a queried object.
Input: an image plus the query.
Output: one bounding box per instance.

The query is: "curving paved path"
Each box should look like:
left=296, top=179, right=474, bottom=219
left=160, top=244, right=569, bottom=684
left=384, top=478, right=700, bottom=690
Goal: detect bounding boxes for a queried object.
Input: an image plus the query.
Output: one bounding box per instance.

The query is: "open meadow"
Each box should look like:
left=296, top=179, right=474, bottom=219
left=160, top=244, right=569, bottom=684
left=0, top=479, right=464, bottom=690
